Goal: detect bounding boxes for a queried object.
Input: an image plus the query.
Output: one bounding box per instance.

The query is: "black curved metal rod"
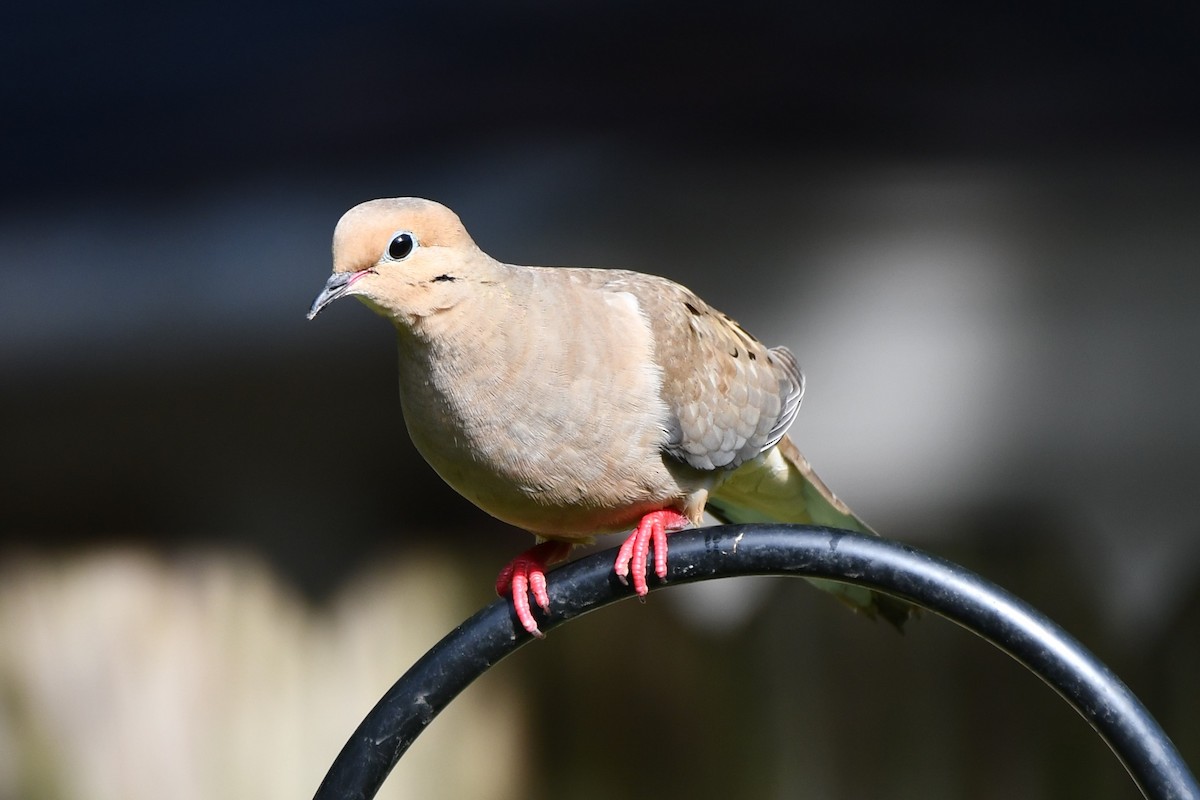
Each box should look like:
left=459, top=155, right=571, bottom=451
left=312, top=525, right=1199, bottom=800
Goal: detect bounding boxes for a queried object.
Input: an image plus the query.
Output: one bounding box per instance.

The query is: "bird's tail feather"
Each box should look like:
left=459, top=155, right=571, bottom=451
left=707, top=435, right=915, bottom=630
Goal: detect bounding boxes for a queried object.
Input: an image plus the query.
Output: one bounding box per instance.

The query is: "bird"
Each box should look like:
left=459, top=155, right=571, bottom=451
left=308, top=197, right=914, bottom=636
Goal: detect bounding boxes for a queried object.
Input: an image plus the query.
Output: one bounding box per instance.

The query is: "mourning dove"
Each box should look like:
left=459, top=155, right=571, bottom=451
left=309, top=197, right=913, bottom=636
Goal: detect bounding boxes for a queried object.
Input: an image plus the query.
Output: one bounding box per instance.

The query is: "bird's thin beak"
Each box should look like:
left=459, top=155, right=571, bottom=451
left=307, top=271, right=356, bottom=320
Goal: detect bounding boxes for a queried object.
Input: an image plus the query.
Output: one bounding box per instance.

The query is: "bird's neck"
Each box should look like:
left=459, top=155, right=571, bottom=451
left=392, top=269, right=522, bottom=398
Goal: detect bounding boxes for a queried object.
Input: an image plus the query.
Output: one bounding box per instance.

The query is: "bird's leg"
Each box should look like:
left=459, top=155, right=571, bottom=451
left=495, top=540, right=572, bottom=638
left=613, top=509, right=691, bottom=596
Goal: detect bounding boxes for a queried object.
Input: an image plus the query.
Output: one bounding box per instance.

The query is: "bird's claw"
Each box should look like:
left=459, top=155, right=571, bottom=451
left=613, top=509, right=690, bottom=596
left=496, top=541, right=571, bottom=638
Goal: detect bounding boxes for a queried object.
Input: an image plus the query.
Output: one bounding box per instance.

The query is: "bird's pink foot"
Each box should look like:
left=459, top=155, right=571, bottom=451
left=495, top=541, right=572, bottom=638
left=613, top=509, right=691, bottom=596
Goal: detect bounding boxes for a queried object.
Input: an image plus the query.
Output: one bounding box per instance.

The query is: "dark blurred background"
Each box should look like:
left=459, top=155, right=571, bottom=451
left=2, top=2, right=1199, bottom=798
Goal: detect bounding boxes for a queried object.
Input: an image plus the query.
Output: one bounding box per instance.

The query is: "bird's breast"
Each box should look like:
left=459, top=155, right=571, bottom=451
left=393, top=284, right=686, bottom=537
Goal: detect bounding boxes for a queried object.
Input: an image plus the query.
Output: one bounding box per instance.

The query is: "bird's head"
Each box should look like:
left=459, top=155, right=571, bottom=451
left=307, top=197, right=490, bottom=324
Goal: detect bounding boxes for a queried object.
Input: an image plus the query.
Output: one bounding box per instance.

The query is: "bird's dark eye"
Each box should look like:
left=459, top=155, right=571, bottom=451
left=386, top=232, right=416, bottom=261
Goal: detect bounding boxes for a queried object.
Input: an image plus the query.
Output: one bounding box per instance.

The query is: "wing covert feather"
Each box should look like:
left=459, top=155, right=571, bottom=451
left=602, top=271, right=803, bottom=472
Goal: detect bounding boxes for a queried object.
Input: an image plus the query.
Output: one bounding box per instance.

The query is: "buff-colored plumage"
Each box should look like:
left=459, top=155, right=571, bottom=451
left=309, top=197, right=912, bottom=630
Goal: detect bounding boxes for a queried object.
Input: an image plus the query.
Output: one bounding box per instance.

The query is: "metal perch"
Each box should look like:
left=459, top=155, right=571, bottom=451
left=312, top=525, right=1199, bottom=800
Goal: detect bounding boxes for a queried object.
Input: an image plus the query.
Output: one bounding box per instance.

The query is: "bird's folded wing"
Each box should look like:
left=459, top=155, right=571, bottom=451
left=616, top=271, right=803, bottom=472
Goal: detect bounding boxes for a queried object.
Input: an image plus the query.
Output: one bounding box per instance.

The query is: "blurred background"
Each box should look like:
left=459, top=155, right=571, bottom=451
left=2, top=2, right=1199, bottom=798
